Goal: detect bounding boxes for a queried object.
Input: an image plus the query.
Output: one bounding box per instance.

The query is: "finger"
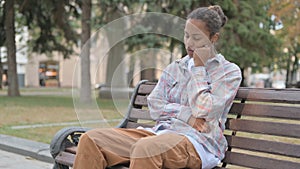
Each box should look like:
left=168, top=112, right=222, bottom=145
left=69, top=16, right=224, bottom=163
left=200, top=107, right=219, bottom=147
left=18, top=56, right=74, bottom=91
left=202, top=123, right=210, bottom=133
left=194, top=47, right=211, bottom=63
left=195, top=123, right=205, bottom=132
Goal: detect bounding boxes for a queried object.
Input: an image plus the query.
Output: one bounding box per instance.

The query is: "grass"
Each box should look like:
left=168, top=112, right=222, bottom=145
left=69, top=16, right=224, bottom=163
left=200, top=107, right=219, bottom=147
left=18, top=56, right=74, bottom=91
left=0, top=90, right=129, bottom=143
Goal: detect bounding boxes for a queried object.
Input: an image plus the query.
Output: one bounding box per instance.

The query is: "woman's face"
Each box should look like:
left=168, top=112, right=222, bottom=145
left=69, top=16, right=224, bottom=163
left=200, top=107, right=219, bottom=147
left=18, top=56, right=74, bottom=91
left=184, top=19, right=211, bottom=58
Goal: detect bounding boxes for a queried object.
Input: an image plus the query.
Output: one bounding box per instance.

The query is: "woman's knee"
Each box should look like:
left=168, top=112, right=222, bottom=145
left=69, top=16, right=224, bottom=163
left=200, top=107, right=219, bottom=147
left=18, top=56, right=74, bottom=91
left=84, top=128, right=117, bottom=146
left=85, top=128, right=111, bottom=138
left=130, top=137, right=158, bottom=158
left=77, top=132, right=90, bottom=146
left=130, top=134, right=181, bottom=158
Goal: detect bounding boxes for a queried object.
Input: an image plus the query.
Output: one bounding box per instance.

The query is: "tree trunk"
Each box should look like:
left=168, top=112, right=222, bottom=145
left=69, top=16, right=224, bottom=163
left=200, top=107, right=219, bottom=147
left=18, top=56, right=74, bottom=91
left=80, top=0, right=92, bottom=103
left=105, top=11, right=126, bottom=87
left=181, top=43, right=186, bottom=58
left=106, top=42, right=126, bottom=87
left=5, top=0, right=20, bottom=96
left=0, top=51, right=2, bottom=89
left=140, top=50, right=157, bottom=82
left=240, top=67, right=245, bottom=87
left=285, top=54, right=291, bottom=87
left=127, top=55, right=135, bottom=87
left=169, top=39, right=174, bottom=63
left=291, top=51, right=298, bottom=85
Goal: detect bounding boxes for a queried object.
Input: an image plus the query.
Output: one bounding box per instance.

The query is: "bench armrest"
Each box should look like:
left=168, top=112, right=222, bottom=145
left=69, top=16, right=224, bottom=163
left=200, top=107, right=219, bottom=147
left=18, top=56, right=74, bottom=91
left=50, top=127, right=90, bottom=158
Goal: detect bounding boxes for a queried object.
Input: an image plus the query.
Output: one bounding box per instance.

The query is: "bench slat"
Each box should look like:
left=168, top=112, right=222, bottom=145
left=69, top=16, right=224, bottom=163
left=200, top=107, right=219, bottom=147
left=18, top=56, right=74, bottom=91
left=129, top=108, right=152, bottom=120
left=65, top=146, right=77, bottom=154
left=236, top=88, right=300, bottom=103
left=138, top=84, right=156, bottom=95
left=55, top=151, right=75, bottom=167
left=134, top=95, right=148, bottom=107
left=230, top=103, right=300, bottom=120
left=225, top=135, right=300, bottom=158
left=223, top=151, right=300, bottom=169
left=126, top=121, right=154, bottom=129
left=227, top=119, right=300, bottom=138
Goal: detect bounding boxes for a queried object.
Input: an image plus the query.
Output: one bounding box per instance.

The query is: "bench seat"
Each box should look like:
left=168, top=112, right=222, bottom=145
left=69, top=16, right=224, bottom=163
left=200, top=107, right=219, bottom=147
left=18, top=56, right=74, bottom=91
left=50, top=80, right=300, bottom=169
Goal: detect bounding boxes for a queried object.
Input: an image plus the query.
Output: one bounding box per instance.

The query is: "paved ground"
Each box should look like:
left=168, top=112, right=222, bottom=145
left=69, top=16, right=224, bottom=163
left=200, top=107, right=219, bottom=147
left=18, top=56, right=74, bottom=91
left=0, top=134, right=55, bottom=169
left=0, top=149, right=53, bottom=169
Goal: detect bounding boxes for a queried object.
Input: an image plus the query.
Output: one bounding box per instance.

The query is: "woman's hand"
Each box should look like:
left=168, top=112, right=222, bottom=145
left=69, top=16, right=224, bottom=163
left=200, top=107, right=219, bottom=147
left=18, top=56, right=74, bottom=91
left=193, top=45, right=215, bottom=67
left=188, top=116, right=208, bottom=133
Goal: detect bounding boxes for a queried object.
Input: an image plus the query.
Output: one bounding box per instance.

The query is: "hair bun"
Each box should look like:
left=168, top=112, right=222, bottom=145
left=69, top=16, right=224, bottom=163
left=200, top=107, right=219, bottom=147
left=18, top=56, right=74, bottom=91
left=208, top=5, right=228, bottom=27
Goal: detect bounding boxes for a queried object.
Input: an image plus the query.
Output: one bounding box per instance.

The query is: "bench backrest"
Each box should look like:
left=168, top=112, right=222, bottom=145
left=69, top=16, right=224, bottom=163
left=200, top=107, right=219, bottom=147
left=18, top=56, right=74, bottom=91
left=118, top=80, right=300, bottom=169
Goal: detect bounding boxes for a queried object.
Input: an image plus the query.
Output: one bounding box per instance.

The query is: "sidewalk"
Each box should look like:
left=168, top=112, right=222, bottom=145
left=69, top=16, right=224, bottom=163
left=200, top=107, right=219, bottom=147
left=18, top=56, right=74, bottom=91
left=0, top=134, right=54, bottom=169
left=0, top=149, right=52, bottom=169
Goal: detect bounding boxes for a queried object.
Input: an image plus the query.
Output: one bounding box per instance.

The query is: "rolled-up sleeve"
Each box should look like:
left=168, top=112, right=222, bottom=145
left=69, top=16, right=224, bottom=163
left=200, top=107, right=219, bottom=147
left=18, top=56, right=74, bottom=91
left=187, top=58, right=242, bottom=121
left=147, top=66, right=173, bottom=120
left=147, top=63, right=192, bottom=122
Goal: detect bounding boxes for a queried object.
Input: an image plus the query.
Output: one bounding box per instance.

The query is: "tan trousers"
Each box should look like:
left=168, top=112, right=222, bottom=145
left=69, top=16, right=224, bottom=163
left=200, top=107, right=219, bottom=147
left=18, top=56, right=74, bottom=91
left=73, top=128, right=202, bottom=169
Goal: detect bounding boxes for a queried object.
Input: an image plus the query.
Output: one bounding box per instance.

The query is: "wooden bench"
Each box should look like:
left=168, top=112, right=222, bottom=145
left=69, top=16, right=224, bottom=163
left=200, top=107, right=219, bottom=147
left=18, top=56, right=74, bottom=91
left=50, top=80, right=300, bottom=169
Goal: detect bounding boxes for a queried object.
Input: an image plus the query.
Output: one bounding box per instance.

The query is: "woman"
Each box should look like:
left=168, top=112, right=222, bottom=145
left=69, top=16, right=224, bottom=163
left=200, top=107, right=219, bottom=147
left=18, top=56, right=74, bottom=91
left=74, top=5, right=242, bottom=169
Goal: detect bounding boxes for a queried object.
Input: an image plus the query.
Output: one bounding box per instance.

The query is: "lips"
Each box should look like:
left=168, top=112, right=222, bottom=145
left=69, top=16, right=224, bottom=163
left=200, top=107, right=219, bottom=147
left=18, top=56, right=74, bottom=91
left=187, top=47, right=194, bottom=56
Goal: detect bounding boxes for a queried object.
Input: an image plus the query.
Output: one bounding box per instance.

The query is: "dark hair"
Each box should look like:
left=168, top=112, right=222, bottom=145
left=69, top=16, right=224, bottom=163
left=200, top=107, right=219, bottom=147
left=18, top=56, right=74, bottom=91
left=187, top=5, right=228, bottom=37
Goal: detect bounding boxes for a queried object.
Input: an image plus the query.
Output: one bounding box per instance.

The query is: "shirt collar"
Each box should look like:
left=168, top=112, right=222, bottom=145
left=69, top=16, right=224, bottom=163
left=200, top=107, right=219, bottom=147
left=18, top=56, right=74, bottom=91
left=175, top=55, right=190, bottom=70
left=176, top=54, right=223, bottom=67
left=207, top=53, right=223, bottom=65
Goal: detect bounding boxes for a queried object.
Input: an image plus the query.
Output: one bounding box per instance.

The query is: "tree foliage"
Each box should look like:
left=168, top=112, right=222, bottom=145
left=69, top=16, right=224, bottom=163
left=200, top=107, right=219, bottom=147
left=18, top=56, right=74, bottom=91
left=268, top=0, right=300, bottom=85
left=2, top=0, right=295, bottom=92
left=80, top=0, right=282, bottom=87
left=268, top=0, right=299, bottom=54
left=16, top=0, right=81, bottom=57
left=123, top=0, right=202, bottom=54
left=214, top=0, right=281, bottom=70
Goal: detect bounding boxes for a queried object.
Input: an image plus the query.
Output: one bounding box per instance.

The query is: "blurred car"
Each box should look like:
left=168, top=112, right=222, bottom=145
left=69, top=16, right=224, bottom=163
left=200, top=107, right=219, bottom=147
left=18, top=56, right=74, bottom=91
left=272, top=80, right=286, bottom=89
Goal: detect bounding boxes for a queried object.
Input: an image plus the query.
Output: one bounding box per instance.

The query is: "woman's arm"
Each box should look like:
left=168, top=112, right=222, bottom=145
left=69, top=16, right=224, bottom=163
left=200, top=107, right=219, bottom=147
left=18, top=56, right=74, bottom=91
left=147, top=65, right=188, bottom=121
left=147, top=57, right=241, bottom=127
left=187, top=57, right=242, bottom=122
left=147, top=61, right=196, bottom=123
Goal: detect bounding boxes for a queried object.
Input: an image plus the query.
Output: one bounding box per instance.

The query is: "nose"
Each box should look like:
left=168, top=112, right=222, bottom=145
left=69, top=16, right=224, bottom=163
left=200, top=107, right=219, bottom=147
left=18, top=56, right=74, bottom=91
left=186, top=37, right=194, bottom=48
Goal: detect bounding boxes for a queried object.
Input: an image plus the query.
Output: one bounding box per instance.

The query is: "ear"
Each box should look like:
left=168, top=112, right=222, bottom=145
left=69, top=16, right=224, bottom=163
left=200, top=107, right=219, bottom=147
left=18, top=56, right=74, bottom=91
left=210, top=33, right=219, bottom=43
